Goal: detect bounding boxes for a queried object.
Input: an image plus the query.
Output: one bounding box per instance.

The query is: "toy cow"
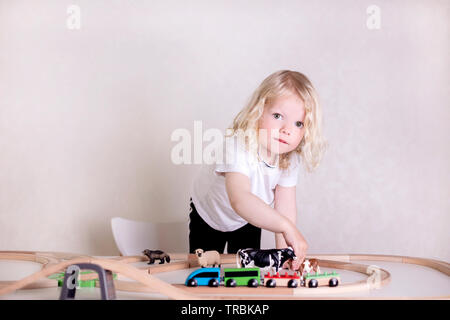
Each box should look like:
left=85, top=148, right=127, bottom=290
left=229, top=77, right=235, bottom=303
left=237, top=247, right=297, bottom=273
left=299, top=258, right=321, bottom=275
left=194, top=249, right=221, bottom=268
left=283, top=259, right=320, bottom=275
left=284, top=258, right=321, bottom=275
left=142, top=249, right=170, bottom=265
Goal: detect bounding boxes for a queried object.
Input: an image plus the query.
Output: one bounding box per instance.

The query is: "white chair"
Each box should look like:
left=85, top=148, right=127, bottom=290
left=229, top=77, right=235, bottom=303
left=111, top=216, right=275, bottom=256
left=261, top=229, right=275, bottom=249
left=111, top=217, right=189, bottom=256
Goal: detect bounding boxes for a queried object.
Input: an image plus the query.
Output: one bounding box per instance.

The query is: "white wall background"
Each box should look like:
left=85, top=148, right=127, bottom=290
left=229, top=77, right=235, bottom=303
left=0, top=0, right=448, bottom=260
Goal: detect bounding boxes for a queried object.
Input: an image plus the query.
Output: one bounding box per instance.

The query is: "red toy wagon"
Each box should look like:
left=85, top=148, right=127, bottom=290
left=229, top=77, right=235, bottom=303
left=263, top=271, right=302, bottom=288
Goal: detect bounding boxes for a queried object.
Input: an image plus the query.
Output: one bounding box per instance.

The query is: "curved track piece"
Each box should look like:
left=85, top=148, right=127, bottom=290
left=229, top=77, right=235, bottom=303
left=0, top=254, right=198, bottom=300
left=0, top=251, right=449, bottom=299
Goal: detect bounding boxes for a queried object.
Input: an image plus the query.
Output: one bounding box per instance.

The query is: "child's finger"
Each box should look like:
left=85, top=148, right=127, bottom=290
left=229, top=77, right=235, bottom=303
left=296, top=252, right=306, bottom=266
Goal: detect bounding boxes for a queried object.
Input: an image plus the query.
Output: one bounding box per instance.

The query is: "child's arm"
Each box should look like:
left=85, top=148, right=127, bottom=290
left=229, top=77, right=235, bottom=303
left=274, top=185, right=298, bottom=249
left=224, top=172, right=308, bottom=266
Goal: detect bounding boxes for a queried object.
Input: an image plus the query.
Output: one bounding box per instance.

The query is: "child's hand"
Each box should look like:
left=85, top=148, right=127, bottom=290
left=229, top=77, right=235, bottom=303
left=282, top=223, right=308, bottom=270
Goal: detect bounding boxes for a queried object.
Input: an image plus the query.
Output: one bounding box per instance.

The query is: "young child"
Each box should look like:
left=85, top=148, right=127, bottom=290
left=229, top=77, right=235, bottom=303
left=189, top=70, right=326, bottom=269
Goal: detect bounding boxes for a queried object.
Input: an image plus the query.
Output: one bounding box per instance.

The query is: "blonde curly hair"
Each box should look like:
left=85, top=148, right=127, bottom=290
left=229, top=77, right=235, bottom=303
left=226, top=70, right=327, bottom=172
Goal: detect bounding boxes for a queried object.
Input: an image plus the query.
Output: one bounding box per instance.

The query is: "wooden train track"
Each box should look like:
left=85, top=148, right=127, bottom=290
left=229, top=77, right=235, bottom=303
left=0, top=251, right=449, bottom=299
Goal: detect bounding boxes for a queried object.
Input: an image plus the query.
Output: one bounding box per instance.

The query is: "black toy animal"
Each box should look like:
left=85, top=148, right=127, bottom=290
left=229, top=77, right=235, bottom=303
left=142, top=249, right=171, bottom=264
left=237, top=247, right=297, bottom=272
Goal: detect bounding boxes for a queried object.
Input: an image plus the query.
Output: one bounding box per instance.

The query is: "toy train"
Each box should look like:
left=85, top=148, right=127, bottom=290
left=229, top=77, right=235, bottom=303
left=185, top=267, right=340, bottom=288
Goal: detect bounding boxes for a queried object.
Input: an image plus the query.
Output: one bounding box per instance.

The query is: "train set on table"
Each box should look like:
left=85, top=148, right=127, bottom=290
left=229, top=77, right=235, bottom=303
left=185, top=267, right=340, bottom=288
left=185, top=247, right=341, bottom=289
left=5, top=250, right=450, bottom=299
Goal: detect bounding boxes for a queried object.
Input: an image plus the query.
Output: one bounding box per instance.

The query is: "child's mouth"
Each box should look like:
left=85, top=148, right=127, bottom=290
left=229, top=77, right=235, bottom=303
left=275, top=138, right=288, bottom=145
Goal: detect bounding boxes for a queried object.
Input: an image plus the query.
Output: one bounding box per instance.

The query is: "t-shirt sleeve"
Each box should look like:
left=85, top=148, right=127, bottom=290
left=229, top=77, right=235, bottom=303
left=277, top=153, right=301, bottom=187
left=214, top=135, right=251, bottom=178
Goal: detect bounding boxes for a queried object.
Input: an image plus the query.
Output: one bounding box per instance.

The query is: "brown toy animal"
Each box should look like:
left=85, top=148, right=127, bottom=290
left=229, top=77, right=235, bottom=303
left=283, top=258, right=321, bottom=275
left=298, top=258, right=320, bottom=275
left=194, top=249, right=221, bottom=268
left=142, top=249, right=170, bottom=264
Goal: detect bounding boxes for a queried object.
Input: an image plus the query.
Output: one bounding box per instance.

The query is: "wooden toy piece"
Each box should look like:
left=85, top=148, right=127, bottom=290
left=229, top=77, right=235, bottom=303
left=142, top=249, right=170, bottom=265
left=299, top=258, right=320, bottom=275
left=194, top=249, right=221, bottom=268
left=264, top=271, right=302, bottom=288
left=237, top=247, right=297, bottom=272
left=302, top=271, right=341, bottom=288
left=284, top=257, right=321, bottom=274
left=223, top=268, right=260, bottom=287
left=145, top=261, right=190, bottom=274
left=0, top=254, right=198, bottom=300
left=185, top=268, right=221, bottom=287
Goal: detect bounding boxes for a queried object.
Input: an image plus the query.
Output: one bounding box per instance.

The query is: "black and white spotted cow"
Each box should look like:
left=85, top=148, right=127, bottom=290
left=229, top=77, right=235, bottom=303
left=237, top=247, right=297, bottom=272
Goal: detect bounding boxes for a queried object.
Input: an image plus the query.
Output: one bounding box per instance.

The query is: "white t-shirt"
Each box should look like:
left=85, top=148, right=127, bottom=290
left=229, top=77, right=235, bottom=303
left=189, top=134, right=301, bottom=232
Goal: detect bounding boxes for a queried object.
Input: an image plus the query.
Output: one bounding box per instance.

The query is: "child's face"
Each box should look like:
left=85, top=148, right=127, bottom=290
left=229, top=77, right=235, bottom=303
left=257, top=92, right=306, bottom=158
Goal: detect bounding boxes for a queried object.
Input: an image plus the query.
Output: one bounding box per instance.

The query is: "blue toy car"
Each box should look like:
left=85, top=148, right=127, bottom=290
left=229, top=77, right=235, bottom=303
left=185, top=267, right=221, bottom=287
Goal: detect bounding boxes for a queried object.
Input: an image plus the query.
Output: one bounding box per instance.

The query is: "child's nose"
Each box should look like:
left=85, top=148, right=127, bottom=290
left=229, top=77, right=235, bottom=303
left=281, top=127, right=291, bottom=135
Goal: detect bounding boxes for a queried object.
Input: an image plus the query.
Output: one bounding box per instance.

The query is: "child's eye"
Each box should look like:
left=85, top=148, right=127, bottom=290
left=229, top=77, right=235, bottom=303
left=273, top=113, right=282, bottom=120
left=296, top=121, right=304, bottom=128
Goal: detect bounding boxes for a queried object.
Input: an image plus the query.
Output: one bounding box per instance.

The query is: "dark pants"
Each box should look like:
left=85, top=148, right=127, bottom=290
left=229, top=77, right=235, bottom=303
left=188, top=197, right=261, bottom=254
